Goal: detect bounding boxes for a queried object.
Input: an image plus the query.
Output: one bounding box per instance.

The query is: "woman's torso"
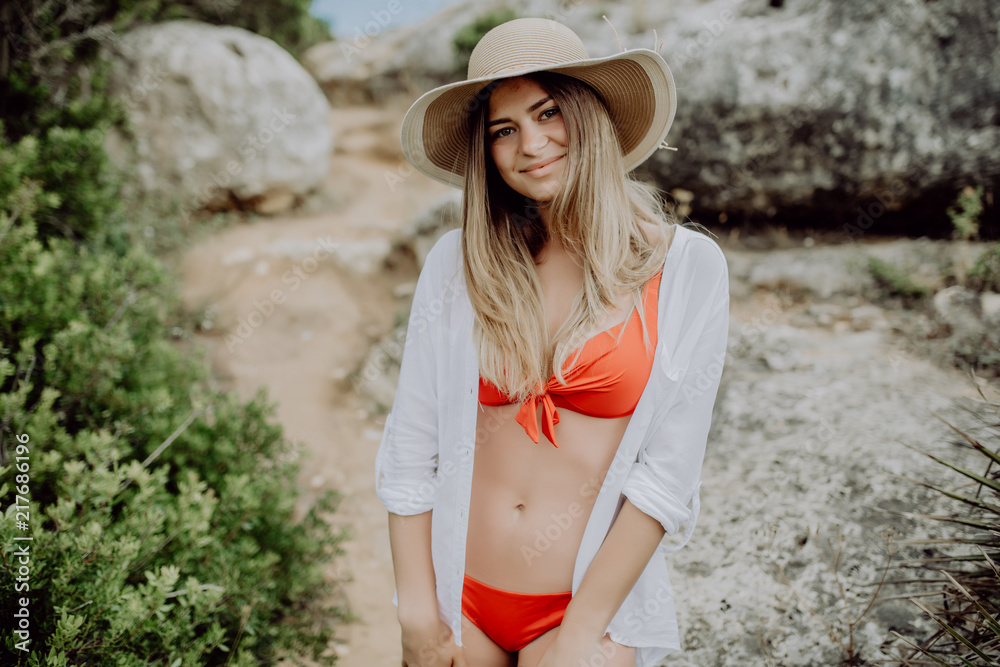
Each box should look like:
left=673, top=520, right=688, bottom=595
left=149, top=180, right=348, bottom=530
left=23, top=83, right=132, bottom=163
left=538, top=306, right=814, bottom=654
left=464, top=223, right=673, bottom=593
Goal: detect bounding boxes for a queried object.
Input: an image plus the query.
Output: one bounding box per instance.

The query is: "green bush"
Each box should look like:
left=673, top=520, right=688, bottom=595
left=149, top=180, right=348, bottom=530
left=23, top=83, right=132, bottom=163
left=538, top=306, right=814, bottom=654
left=452, top=9, right=520, bottom=75
left=0, top=1, right=347, bottom=662
left=866, top=256, right=932, bottom=300
left=967, top=243, right=1000, bottom=293
left=0, top=127, right=348, bottom=663
left=947, top=185, right=985, bottom=242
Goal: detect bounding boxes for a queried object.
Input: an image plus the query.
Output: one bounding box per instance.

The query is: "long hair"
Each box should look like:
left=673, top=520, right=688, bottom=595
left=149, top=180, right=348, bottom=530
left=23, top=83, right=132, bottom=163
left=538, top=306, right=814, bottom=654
left=463, top=71, right=676, bottom=403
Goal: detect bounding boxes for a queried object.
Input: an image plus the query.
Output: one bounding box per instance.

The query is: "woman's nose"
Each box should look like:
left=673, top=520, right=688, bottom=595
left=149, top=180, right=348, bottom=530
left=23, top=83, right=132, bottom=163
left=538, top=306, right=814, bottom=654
left=519, top=123, right=547, bottom=155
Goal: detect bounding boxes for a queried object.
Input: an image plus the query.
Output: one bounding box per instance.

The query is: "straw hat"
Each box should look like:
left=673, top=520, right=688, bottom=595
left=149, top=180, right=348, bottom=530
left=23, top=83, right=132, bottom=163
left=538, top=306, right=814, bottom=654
left=399, top=17, right=677, bottom=189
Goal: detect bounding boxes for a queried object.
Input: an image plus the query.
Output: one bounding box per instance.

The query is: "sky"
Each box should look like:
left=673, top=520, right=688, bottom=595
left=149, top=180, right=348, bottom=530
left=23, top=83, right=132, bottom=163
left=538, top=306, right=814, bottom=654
left=309, top=0, right=464, bottom=39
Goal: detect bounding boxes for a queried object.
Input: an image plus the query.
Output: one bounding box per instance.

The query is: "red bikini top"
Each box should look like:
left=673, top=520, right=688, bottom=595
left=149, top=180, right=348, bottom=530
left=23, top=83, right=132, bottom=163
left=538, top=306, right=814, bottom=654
left=478, top=268, right=663, bottom=448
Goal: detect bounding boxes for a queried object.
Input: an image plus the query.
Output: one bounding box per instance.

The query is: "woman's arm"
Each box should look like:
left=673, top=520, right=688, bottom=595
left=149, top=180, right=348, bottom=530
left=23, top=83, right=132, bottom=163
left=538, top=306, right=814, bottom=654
left=390, top=512, right=466, bottom=667
left=375, top=230, right=460, bottom=515
left=377, top=231, right=467, bottom=665
left=562, top=238, right=731, bottom=641
left=559, top=499, right=666, bottom=638
left=388, top=510, right=439, bottom=625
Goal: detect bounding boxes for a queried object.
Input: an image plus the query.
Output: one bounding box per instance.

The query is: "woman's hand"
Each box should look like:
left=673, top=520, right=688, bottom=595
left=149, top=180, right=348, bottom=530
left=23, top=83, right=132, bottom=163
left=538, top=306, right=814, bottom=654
left=400, top=616, right=467, bottom=667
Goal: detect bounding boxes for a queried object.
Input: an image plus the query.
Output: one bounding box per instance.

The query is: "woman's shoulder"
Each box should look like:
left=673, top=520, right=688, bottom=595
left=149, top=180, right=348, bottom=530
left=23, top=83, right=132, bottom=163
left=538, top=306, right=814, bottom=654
left=671, top=223, right=728, bottom=277
left=421, top=228, right=463, bottom=281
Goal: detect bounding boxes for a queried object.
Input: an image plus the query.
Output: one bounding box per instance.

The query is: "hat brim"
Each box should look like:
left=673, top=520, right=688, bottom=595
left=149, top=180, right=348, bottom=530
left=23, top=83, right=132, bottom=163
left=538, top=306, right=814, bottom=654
left=400, top=48, right=676, bottom=189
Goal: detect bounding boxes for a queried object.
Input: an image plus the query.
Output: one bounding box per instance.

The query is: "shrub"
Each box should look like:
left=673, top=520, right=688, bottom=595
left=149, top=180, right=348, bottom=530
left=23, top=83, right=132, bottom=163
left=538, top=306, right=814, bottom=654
left=0, top=1, right=348, bottom=659
left=0, top=126, right=349, bottom=663
left=867, top=256, right=932, bottom=300
left=888, top=395, right=1000, bottom=664
left=452, top=9, right=520, bottom=75
left=948, top=185, right=985, bottom=242
left=966, top=243, right=1000, bottom=293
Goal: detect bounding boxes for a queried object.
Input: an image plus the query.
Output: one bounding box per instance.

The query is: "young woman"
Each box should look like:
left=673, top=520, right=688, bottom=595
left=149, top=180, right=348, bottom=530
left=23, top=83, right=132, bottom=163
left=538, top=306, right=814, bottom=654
left=376, top=17, right=730, bottom=667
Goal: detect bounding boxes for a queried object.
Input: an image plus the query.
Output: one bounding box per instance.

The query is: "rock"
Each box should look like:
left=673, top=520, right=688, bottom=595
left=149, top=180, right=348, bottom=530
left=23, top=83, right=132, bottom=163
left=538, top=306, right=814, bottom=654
left=933, top=285, right=983, bottom=337
left=302, top=2, right=482, bottom=104
left=393, top=281, right=417, bottom=299
left=733, top=323, right=813, bottom=372
left=980, top=292, right=1000, bottom=327
left=849, top=304, right=889, bottom=332
left=747, top=246, right=872, bottom=299
left=353, top=324, right=405, bottom=410
left=670, top=317, right=981, bottom=667
left=391, top=190, right=463, bottom=271
left=864, top=238, right=954, bottom=294
left=807, top=303, right=845, bottom=327
left=101, top=20, right=332, bottom=216
left=632, top=0, right=1000, bottom=230
left=329, top=239, right=394, bottom=275
left=319, top=0, right=998, bottom=230
left=744, top=238, right=994, bottom=301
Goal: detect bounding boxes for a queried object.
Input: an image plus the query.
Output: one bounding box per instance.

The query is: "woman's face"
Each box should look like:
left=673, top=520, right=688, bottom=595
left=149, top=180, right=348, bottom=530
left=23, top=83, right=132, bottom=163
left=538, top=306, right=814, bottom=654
left=487, top=77, right=568, bottom=203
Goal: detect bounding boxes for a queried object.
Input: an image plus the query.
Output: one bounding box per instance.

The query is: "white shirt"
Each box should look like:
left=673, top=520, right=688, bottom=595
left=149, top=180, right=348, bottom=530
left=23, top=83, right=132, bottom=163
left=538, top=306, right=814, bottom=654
left=374, top=223, right=730, bottom=666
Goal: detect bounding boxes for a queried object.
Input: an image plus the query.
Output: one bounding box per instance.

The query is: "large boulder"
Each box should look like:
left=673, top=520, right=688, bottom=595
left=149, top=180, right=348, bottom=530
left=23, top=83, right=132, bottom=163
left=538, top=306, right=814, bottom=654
left=302, top=2, right=482, bottom=105
left=304, top=0, right=998, bottom=233
left=102, top=20, right=333, bottom=216
left=633, top=0, right=1000, bottom=233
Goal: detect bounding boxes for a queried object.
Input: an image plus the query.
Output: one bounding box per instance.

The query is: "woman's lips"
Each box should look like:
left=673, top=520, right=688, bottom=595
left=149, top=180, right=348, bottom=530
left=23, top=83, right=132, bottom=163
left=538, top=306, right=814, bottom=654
left=522, top=154, right=565, bottom=177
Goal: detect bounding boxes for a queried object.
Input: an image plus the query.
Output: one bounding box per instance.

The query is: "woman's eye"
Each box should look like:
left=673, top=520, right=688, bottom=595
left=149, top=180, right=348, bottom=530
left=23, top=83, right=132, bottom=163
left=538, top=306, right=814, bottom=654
left=492, top=127, right=513, bottom=140
left=541, top=107, right=560, bottom=119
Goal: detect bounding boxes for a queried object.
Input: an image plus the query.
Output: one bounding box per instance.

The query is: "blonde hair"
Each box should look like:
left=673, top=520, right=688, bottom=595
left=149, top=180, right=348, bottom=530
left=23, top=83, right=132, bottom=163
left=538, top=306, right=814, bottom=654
left=462, top=71, right=676, bottom=403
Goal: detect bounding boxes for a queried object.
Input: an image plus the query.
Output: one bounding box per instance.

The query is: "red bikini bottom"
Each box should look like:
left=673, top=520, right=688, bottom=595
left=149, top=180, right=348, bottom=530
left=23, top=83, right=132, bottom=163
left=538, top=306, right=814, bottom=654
left=461, top=573, right=573, bottom=653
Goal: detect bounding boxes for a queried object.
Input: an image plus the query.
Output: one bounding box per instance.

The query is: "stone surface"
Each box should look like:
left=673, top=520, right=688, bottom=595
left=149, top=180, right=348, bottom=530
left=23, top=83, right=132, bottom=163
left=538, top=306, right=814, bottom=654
left=390, top=189, right=463, bottom=271
left=305, top=0, right=999, bottom=230
left=933, top=285, right=984, bottom=338
left=102, top=20, right=333, bottom=215
left=630, top=0, right=1000, bottom=230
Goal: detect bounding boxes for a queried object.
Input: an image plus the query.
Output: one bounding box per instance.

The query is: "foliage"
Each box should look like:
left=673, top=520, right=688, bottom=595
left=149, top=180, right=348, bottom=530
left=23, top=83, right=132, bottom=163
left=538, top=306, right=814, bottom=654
left=772, top=527, right=897, bottom=666
left=948, top=185, right=985, bottom=242
left=967, top=243, right=1000, bottom=293
left=452, top=8, right=520, bottom=75
left=0, top=1, right=348, bottom=659
left=866, top=256, right=932, bottom=300
left=887, top=394, right=1000, bottom=665
left=0, top=125, right=349, bottom=663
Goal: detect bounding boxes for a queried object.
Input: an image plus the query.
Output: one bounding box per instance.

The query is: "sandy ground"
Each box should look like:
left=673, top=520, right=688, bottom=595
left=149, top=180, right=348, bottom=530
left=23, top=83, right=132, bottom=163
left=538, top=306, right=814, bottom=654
left=176, top=101, right=452, bottom=665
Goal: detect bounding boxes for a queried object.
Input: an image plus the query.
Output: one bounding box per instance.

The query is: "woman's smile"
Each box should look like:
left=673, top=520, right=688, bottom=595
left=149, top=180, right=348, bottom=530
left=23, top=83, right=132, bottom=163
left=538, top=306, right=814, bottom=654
left=521, top=154, right=565, bottom=177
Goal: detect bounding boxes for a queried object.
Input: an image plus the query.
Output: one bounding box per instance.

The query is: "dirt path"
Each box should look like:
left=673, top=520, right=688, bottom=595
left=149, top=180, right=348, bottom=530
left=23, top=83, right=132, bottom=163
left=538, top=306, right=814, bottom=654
left=176, top=102, right=452, bottom=665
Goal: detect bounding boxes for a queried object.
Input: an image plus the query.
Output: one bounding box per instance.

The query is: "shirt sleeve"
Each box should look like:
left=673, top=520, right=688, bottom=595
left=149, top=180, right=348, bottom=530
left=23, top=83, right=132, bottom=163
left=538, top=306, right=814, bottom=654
left=374, top=230, right=457, bottom=515
left=621, top=239, right=730, bottom=551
